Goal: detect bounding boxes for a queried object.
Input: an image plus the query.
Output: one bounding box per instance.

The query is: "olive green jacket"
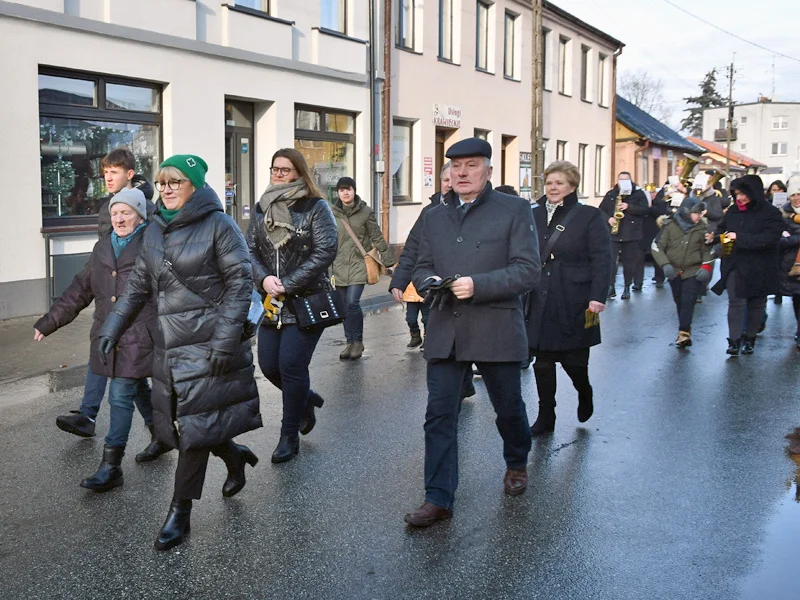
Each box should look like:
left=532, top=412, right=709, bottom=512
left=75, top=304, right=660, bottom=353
left=329, top=196, right=395, bottom=286
left=652, top=216, right=713, bottom=279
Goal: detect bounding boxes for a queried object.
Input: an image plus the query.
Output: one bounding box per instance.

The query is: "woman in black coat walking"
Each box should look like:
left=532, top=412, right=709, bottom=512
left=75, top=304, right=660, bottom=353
left=99, top=154, right=262, bottom=551
left=247, top=149, right=338, bottom=463
left=34, top=188, right=162, bottom=490
left=526, top=161, right=612, bottom=435
left=778, top=185, right=800, bottom=349
left=709, top=175, right=784, bottom=355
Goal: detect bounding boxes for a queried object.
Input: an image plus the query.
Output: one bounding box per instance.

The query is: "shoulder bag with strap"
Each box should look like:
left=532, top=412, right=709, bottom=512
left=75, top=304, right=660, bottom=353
left=339, top=218, right=382, bottom=285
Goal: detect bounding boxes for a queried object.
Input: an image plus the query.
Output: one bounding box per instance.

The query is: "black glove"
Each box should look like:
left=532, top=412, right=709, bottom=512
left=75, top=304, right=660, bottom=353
left=662, top=264, right=678, bottom=281
left=97, top=336, right=116, bottom=366
left=695, top=267, right=712, bottom=285
left=208, top=349, right=234, bottom=376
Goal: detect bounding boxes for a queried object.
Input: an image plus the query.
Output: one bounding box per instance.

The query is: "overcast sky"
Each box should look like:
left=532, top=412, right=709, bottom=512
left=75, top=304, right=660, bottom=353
left=554, top=0, right=800, bottom=130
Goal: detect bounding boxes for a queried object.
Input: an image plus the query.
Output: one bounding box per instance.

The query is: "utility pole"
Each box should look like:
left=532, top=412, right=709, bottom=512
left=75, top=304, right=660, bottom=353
left=725, top=60, right=734, bottom=184
left=531, top=0, right=544, bottom=199
left=381, top=0, right=391, bottom=241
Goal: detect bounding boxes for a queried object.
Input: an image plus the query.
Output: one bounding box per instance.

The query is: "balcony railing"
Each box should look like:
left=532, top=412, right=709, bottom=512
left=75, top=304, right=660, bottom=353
left=714, top=128, right=737, bottom=142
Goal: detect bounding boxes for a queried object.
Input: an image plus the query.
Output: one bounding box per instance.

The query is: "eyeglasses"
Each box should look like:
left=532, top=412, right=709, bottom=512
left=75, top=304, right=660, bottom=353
left=270, top=167, right=296, bottom=176
left=155, top=179, right=186, bottom=192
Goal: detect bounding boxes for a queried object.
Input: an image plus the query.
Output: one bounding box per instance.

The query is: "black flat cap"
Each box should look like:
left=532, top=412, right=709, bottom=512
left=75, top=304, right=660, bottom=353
left=445, top=138, right=492, bottom=160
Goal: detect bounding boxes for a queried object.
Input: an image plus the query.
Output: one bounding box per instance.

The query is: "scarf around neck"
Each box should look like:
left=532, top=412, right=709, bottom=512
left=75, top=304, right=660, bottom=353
left=545, top=200, right=560, bottom=225
left=111, top=221, right=147, bottom=258
left=258, top=180, right=309, bottom=248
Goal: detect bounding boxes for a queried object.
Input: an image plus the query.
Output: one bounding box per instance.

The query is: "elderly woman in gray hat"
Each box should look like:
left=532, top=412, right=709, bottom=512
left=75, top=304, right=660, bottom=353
left=34, top=187, right=160, bottom=492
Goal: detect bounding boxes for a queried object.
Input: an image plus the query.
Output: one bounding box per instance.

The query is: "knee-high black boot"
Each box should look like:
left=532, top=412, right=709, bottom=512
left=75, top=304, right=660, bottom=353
left=213, top=441, right=259, bottom=498
left=154, top=498, right=192, bottom=551
left=531, top=366, right=557, bottom=435
left=564, top=365, right=594, bottom=423
left=80, top=444, right=125, bottom=492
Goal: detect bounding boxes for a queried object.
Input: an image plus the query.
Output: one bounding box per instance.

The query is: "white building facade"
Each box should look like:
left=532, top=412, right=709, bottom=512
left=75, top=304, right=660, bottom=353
left=703, top=101, right=800, bottom=176
left=0, top=0, right=373, bottom=320
left=389, top=0, right=622, bottom=245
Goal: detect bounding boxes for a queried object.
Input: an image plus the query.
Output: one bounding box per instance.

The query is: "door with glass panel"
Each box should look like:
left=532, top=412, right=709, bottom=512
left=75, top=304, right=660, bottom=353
left=224, top=101, right=254, bottom=230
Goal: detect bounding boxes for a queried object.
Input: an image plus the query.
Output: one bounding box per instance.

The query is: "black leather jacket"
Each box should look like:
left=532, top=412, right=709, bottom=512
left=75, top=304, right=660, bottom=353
left=246, top=196, right=338, bottom=325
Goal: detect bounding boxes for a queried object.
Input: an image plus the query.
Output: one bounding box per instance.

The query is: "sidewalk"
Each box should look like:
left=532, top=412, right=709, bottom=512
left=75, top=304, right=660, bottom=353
left=0, top=275, right=395, bottom=386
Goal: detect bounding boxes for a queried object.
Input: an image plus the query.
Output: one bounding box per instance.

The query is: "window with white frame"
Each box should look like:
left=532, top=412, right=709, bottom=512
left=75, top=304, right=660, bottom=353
left=594, top=145, right=605, bottom=195
left=474, top=128, right=490, bottom=141
left=740, top=115, right=748, bottom=125
left=717, top=118, right=726, bottom=130
left=504, top=11, right=519, bottom=80
left=439, top=0, right=454, bottom=61
left=556, top=140, right=567, bottom=160
left=398, top=0, right=415, bottom=50
left=392, top=121, right=413, bottom=203
left=476, top=1, right=491, bottom=71
left=740, top=143, right=747, bottom=152
left=578, top=144, right=587, bottom=195
left=580, top=45, right=591, bottom=102
left=772, top=116, right=789, bottom=130
left=542, top=138, right=550, bottom=165
left=772, top=142, right=788, bottom=156
left=321, top=0, right=346, bottom=33
left=542, top=28, right=552, bottom=91
left=597, top=53, right=608, bottom=106
left=234, top=0, right=270, bottom=13
left=558, top=36, right=572, bottom=95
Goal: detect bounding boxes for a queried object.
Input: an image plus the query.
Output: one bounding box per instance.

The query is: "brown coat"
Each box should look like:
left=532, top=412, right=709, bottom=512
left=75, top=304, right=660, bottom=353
left=34, top=230, right=156, bottom=379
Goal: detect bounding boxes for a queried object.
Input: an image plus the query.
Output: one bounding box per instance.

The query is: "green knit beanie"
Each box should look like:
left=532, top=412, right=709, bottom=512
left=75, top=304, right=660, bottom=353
left=160, top=154, right=208, bottom=190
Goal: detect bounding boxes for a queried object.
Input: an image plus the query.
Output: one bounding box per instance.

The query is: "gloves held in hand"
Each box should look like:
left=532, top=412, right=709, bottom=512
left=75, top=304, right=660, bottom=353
left=208, top=350, right=234, bottom=376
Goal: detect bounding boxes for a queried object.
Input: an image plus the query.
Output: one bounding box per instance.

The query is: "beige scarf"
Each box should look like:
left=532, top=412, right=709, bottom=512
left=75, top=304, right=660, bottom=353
left=258, top=180, right=309, bottom=248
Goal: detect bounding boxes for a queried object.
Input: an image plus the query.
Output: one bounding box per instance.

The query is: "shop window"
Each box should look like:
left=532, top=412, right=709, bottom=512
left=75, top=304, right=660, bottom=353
left=294, top=105, right=356, bottom=203
left=393, top=121, right=413, bottom=203
left=38, top=68, right=161, bottom=228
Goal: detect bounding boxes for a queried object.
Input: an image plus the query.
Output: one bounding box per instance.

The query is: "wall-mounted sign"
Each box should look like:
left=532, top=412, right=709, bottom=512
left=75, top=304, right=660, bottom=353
left=423, top=156, right=434, bottom=188
left=519, top=152, right=532, bottom=201
left=433, top=103, right=462, bottom=128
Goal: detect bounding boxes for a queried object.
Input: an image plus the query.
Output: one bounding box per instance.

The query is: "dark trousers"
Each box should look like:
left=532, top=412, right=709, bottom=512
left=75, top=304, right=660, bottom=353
left=423, top=359, right=531, bottom=509
left=173, top=439, right=236, bottom=500
left=406, top=301, right=429, bottom=333
left=611, top=240, right=645, bottom=288
left=653, top=262, right=665, bottom=284
left=726, top=272, right=767, bottom=339
left=669, top=276, right=702, bottom=331
left=532, top=348, right=591, bottom=408
left=257, top=324, right=324, bottom=437
left=793, top=296, right=800, bottom=335
left=339, top=284, right=365, bottom=342
left=81, top=370, right=152, bottom=424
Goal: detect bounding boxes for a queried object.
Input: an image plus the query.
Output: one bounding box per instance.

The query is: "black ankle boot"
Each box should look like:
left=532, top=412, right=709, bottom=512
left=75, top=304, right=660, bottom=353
left=407, top=330, right=423, bottom=348
left=218, top=443, right=259, bottom=498
left=741, top=335, right=756, bottom=355
left=621, top=286, right=631, bottom=300
left=530, top=404, right=556, bottom=435
left=726, top=338, right=741, bottom=356
left=135, top=424, right=172, bottom=463
left=577, top=385, right=594, bottom=423
left=271, top=435, right=300, bottom=463
left=300, top=393, right=325, bottom=436
left=80, top=444, right=125, bottom=492
left=154, top=499, right=192, bottom=551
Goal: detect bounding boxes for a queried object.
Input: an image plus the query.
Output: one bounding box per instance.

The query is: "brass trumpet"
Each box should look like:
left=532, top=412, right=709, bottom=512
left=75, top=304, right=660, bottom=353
left=720, top=232, right=735, bottom=257
left=678, top=154, right=701, bottom=187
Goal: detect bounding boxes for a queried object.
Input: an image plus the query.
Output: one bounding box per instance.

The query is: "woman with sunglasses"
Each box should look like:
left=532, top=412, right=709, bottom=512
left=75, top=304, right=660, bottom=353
left=247, top=149, right=338, bottom=463
left=98, top=154, right=262, bottom=551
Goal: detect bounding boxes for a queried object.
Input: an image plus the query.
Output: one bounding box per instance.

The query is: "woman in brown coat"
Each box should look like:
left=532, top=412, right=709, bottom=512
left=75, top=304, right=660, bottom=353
left=34, top=188, right=162, bottom=491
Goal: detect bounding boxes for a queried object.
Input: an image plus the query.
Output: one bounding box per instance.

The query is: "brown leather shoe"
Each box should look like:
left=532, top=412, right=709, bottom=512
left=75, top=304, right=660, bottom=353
left=404, top=502, right=452, bottom=527
left=504, top=468, right=527, bottom=496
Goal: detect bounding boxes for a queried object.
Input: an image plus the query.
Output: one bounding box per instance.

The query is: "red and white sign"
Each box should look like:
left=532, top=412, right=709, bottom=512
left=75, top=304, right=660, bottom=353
left=423, top=157, right=434, bottom=187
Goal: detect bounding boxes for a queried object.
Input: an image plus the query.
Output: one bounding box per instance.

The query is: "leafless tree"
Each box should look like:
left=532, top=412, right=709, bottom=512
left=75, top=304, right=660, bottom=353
left=618, top=69, right=673, bottom=125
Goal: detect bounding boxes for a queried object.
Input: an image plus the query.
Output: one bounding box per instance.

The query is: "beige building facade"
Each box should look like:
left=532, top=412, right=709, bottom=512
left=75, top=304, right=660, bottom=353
left=0, top=0, right=373, bottom=320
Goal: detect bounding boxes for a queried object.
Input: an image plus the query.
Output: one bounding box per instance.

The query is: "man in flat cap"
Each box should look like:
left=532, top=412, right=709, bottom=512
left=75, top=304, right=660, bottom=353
left=404, top=138, right=541, bottom=527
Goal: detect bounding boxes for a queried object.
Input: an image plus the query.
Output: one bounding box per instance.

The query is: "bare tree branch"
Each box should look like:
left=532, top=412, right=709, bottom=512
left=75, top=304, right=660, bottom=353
left=618, top=69, right=673, bottom=125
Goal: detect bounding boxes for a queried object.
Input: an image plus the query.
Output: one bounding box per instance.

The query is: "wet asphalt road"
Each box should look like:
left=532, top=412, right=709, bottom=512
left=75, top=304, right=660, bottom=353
left=2, top=270, right=800, bottom=600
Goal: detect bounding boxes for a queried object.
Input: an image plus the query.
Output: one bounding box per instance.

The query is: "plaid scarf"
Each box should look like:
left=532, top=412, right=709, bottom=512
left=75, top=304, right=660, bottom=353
left=258, top=180, right=309, bottom=249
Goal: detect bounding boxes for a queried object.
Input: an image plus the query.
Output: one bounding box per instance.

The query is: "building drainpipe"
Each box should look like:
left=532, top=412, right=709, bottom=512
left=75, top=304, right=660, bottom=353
left=381, top=0, right=391, bottom=242
left=610, top=46, right=623, bottom=189
left=368, top=0, right=379, bottom=215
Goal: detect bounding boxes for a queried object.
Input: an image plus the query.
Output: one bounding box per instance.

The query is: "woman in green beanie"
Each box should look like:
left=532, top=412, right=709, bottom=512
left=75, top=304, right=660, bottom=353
left=98, top=154, right=262, bottom=551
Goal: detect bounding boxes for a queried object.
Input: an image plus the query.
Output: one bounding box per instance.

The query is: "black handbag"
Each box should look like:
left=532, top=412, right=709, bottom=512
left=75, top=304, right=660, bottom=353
left=163, top=259, right=264, bottom=340
left=289, top=288, right=345, bottom=331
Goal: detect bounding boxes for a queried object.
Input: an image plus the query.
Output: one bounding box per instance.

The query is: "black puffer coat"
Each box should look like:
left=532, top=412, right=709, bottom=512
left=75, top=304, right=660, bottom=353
left=97, top=175, right=156, bottom=238
left=526, top=193, right=612, bottom=351
left=99, top=186, right=262, bottom=451
left=34, top=229, right=156, bottom=379
left=247, top=196, right=338, bottom=326
left=778, top=202, right=800, bottom=297
left=711, top=175, right=783, bottom=299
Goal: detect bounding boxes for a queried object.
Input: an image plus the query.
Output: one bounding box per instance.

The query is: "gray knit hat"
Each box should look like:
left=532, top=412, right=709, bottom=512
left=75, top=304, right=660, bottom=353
left=108, top=188, right=147, bottom=220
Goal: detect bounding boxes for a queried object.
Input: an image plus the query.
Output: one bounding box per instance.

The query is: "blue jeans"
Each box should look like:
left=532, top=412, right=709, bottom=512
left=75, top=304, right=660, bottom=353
left=339, top=284, right=365, bottom=343
left=423, top=359, right=531, bottom=509
left=82, top=370, right=153, bottom=425
left=257, top=324, right=324, bottom=437
left=105, top=377, right=151, bottom=447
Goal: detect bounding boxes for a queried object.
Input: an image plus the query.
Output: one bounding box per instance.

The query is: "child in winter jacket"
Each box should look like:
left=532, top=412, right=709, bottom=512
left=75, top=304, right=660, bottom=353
left=652, top=199, right=714, bottom=347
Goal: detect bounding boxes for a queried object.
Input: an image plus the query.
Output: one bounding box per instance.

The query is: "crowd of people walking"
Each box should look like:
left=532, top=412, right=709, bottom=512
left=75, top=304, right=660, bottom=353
left=32, top=139, right=800, bottom=547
